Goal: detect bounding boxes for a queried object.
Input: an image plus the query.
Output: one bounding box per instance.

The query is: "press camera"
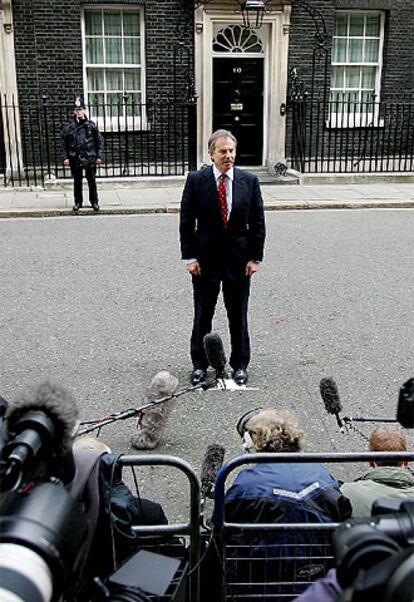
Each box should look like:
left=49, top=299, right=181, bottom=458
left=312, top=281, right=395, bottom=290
left=0, top=388, right=181, bottom=602
left=334, top=497, right=414, bottom=602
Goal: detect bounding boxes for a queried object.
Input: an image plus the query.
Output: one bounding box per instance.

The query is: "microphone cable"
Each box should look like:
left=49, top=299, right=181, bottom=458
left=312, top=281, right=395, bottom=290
left=78, top=381, right=211, bottom=437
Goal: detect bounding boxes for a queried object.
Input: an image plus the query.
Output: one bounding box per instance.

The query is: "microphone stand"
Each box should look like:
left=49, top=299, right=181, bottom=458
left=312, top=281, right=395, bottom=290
left=215, top=369, right=228, bottom=390
left=343, top=416, right=398, bottom=424
left=78, top=380, right=217, bottom=436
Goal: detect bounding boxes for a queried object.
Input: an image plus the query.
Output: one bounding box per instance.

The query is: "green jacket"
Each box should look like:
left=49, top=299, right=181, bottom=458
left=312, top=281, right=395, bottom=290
left=340, top=466, right=414, bottom=517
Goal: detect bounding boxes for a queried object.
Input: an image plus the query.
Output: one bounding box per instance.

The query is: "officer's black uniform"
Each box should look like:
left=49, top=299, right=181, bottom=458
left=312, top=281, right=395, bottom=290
left=61, top=104, right=104, bottom=211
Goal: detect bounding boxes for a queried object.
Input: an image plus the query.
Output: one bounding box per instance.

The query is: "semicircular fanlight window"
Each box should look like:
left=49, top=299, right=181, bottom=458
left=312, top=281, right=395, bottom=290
left=213, top=25, right=264, bottom=53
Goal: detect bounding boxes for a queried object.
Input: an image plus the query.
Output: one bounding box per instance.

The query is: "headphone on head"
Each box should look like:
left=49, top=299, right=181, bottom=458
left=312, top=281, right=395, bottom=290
left=236, top=408, right=263, bottom=452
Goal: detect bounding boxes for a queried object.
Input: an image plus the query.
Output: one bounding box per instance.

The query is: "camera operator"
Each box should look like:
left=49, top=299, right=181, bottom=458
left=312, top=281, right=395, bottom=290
left=221, top=409, right=351, bottom=598
left=225, top=408, right=351, bottom=525
left=294, top=425, right=414, bottom=602
left=0, top=384, right=170, bottom=602
left=340, top=425, right=414, bottom=517
left=70, top=436, right=168, bottom=601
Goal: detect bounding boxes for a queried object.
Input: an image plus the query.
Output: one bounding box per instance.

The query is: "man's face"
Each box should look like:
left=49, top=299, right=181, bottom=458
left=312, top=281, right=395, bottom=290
left=74, top=107, right=86, bottom=119
left=209, top=136, right=236, bottom=173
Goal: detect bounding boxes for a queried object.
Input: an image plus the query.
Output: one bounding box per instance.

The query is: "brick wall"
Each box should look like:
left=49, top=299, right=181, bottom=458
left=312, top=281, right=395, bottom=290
left=12, top=0, right=193, bottom=103
left=287, top=0, right=414, bottom=100
left=12, top=1, right=83, bottom=102
left=285, top=0, right=414, bottom=171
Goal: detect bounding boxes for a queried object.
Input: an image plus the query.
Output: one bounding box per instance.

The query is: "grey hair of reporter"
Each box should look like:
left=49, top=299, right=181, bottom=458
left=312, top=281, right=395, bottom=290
left=245, top=409, right=305, bottom=453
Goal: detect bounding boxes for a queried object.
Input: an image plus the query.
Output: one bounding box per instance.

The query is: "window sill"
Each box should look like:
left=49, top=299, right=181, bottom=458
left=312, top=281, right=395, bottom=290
left=326, top=116, right=384, bottom=129
left=92, top=118, right=151, bottom=133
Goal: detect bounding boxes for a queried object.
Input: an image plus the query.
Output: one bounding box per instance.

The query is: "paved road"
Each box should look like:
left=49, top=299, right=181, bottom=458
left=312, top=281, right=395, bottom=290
left=1, top=209, right=414, bottom=521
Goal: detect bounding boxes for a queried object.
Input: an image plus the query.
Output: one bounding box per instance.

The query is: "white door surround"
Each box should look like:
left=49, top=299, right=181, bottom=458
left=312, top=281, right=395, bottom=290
left=0, top=0, right=21, bottom=172
left=194, top=3, right=291, bottom=170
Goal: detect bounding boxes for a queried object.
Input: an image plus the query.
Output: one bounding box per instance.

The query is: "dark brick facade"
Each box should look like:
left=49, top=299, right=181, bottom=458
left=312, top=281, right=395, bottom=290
left=286, top=0, right=414, bottom=172
left=288, top=0, right=414, bottom=99
left=5, top=0, right=413, bottom=179
left=12, top=0, right=193, bottom=103
left=12, top=1, right=83, bottom=102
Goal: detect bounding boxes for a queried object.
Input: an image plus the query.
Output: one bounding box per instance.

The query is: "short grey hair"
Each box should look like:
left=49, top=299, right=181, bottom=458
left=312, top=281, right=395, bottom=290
left=208, top=129, right=237, bottom=152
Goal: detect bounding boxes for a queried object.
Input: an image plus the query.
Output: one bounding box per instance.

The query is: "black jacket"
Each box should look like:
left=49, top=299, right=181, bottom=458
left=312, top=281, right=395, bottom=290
left=61, top=116, right=104, bottom=168
left=180, top=166, right=265, bottom=279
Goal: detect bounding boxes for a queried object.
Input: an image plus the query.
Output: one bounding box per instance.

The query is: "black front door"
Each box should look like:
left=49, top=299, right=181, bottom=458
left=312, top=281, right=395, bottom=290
left=213, top=57, right=264, bottom=165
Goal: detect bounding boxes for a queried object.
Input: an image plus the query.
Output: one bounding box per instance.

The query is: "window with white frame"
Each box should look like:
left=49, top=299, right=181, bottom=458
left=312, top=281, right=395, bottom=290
left=330, top=11, right=384, bottom=127
left=82, top=7, right=145, bottom=128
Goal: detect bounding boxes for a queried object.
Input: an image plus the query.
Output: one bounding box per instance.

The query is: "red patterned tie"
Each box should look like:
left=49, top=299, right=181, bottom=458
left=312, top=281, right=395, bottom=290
left=218, top=173, right=227, bottom=226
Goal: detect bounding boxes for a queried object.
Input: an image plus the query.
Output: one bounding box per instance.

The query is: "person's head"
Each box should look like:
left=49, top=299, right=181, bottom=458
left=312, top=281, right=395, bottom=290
left=73, top=435, right=112, bottom=453
left=73, top=95, right=87, bottom=119
left=244, top=408, right=305, bottom=453
left=369, top=425, right=408, bottom=468
left=208, top=129, right=237, bottom=174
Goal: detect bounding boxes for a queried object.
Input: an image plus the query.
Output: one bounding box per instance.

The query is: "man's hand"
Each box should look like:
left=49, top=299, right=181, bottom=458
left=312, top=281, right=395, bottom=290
left=245, top=260, right=261, bottom=277
left=186, top=260, right=201, bottom=276
left=63, top=159, right=69, bottom=166
left=96, top=158, right=103, bottom=165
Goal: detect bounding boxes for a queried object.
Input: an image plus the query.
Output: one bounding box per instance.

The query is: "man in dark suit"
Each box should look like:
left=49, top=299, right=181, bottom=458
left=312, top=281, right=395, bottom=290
left=180, top=129, right=265, bottom=385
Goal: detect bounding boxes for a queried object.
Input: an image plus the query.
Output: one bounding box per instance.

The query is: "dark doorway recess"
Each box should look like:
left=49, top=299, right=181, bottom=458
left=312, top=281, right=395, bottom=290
left=213, top=57, right=264, bottom=166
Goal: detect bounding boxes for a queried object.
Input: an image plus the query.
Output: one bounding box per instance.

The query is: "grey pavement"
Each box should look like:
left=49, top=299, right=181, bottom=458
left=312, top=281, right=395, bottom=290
left=1, top=175, right=414, bottom=217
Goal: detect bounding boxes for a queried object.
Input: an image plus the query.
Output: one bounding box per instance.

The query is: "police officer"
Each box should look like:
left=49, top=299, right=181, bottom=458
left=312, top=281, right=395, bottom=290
left=61, top=96, right=104, bottom=212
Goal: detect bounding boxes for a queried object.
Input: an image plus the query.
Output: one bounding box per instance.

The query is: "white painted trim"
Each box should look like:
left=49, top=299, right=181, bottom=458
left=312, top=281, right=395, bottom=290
left=331, top=10, right=385, bottom=104
left=0, top=0, right=22, bottom=172
left=195, top=5, right=291, bottom=171
left=81, top=4, right=147, bottom=131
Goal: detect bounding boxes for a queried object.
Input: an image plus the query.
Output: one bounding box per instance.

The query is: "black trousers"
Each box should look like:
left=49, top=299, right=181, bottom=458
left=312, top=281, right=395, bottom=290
left=191, top=272, right=251, bottom=371
left=71, top=164, right=98, bottom=206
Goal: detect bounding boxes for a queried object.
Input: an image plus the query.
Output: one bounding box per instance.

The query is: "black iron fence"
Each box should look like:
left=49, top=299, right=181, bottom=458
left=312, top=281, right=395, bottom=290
left=0, top=95, right=196, bottom=187
left=288, top=95, right=414, bottom=174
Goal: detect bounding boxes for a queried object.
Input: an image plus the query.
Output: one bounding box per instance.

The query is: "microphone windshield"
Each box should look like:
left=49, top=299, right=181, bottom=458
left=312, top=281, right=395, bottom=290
left=200, top=443, right=226, bottom=499
left=203, top=332, right=227, bottom=374
left=6, top=381, right=79, bottom=455
left=320, top=377, right=342, bottom=415
left=397, top=378, right=414, bottom=429
left=145, top=370, right=179, bottom=402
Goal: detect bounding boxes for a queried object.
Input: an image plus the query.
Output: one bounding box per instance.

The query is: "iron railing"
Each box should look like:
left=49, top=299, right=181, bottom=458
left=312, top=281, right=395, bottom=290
left=0, top=95, right=196, bottom=187
left=288, top=95, right=414, bottom=174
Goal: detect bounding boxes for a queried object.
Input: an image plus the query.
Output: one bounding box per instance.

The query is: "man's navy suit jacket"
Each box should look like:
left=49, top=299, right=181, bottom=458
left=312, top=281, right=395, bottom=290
left=180, top=165, right=265, bottom=279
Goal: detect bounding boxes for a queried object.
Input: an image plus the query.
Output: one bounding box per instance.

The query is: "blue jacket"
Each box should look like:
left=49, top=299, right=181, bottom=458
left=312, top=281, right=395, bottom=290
left=223, top=462, right=351, bottom=599
left=225, top=462, right=351, bottom=524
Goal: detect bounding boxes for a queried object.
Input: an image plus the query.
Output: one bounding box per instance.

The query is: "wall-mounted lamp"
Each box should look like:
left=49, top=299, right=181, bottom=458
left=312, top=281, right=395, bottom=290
left=238, top=0, right=272, bottom=29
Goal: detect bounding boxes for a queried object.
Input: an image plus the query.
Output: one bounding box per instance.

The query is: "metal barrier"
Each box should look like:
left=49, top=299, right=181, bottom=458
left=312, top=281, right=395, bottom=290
left=213, top=451, right=414, bottom=602
left=0, top=95, right=196, bottom=187
left=288, top=96, right=414, bottom=174
left=114, top=454, right=201, bottom=602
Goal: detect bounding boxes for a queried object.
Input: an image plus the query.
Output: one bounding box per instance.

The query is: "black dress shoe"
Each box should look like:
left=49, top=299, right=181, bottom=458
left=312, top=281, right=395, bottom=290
left=72, top=203, right=81, bottom=212
left=191, top=368, right=207, bottom=385
left=91, top=202, right=100, bottom=211
left=233, top=369, right=248, bottom=385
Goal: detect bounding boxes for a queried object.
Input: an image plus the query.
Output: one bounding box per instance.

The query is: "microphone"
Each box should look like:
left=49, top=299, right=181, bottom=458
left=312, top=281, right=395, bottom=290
left=4, top=382, right=79, bottom=486
left=320, top=377, right=344, bottom=429
left=145, top=370, right=179, bottom=403
left=397, top=378, right=414, bottom=429
left=200, top=443, right=226, bottom=500
left=130, top=371, right=179, bottom=451
left=203, top=332, right=227, bottom=379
